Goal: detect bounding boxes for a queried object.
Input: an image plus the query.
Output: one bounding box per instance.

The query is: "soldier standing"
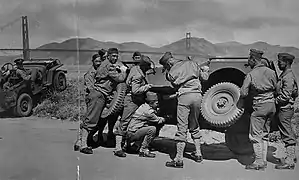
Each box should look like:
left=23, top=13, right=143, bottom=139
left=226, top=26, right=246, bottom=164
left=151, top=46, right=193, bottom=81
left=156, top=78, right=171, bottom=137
left=113, top=55, right=153, bottom=157
left=159, top=52, right=209, bottom=168
left=73, top=53, right=104, bottom=153
left=76, top=48, right=127, bottom=154
left=274, top=53, right=298, bottom=170
left=240, top=49, right=277, bottom=170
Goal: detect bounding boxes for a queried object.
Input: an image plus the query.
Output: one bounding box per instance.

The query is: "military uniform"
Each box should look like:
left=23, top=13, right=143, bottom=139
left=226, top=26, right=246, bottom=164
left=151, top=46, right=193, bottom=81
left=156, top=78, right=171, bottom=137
left=275, top=53, right=298, bottom=170
left=78, top=49, right=126, bottom=154
left=159, top=52, right=209, bottom=168
left=82, top=58, right=127, bottom=130
left=113, top=55, right=152, bottom=157
left=240, top=49, right=277, bottom=170
left=126, top=92, right=165, bottom=158
left=3, top=59, right=33, bottom=90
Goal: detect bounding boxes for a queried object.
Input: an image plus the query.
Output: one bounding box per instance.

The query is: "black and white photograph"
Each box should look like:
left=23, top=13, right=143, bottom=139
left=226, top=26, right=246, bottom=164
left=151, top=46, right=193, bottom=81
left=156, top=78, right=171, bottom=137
left=0, top=0, right=298, bottom=179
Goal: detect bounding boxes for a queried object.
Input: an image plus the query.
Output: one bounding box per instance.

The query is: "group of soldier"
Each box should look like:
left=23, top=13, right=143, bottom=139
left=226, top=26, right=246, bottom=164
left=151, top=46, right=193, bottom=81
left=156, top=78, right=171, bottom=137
left=240, top=49, right=298, bottom=170
left=73, top=47, right=298, bottom=170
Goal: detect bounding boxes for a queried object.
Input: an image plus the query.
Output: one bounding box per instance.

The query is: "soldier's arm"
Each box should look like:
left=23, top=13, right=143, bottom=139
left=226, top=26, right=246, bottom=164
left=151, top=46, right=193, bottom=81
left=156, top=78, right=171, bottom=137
left=142, top=109, right=165, bottom=124
left=199, top=70, right=209, bottom=81
left=276, top=75, right=294, bottom=105
left=84, top=72, right=96, bottom=91
left=131, top=76, right=151, bottom=95
left=240, top=74, right=252, bottom=98
left=17, top=69, right=31, bottom=81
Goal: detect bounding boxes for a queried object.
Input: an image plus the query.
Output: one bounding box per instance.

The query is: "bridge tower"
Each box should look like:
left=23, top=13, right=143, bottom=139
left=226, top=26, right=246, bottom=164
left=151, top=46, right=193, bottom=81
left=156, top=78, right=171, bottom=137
left=186, top=32, right=191, bottom=50
left=22, top=16, right=30, bottom=61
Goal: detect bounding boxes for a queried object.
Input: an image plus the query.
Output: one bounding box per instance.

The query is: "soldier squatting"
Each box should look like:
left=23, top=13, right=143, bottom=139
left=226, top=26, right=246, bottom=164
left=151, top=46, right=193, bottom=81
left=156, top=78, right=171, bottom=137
left=73, top=47, right=298, bottom=170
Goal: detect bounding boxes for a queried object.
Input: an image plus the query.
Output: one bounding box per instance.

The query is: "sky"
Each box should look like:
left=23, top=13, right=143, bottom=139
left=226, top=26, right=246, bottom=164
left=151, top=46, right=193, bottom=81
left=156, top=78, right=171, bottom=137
left=0, top=0, right=299, bottom=49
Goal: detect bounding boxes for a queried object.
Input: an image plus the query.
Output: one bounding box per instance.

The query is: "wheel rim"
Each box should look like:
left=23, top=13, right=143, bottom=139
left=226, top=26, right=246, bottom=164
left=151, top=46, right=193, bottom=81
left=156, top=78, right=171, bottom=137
left=58, top=74, right=66, bottom=89
left=21, top=98, right=29, bottom=112
left=210, top=92, right=234, bottom=115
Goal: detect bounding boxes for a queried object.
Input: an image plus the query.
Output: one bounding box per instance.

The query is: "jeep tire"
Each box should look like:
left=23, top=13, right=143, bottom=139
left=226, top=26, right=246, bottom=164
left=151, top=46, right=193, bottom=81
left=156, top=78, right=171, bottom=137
left=201, top=82, right=244, bottom=128
left=53, top=71, right=67, bottom=91
left=14, top=93, right=33, bottom=117
left=101, top=83, right=127, bottom=118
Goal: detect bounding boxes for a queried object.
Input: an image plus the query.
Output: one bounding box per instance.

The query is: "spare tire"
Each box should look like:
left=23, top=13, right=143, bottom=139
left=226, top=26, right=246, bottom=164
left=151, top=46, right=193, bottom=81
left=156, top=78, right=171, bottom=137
left=201, top=82, right=244, bottom=128
left=101, top=83, right=127, bottom=118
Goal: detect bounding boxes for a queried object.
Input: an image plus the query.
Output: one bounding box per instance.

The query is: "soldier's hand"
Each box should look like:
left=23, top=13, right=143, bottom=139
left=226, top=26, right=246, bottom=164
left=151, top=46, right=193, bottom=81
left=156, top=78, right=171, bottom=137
left=119, top=65, right=128, bottom=73
left=200, top=66, right=209, bottom=72
left=158, top=117, right=166, bottom=124
left=147, top=84, right=153, bottom=90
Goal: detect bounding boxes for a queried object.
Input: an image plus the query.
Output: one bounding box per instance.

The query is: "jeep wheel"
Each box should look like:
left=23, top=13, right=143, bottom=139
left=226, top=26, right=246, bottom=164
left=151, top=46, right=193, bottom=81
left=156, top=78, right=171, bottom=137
left=14, top=93, right=33, bottom=117
left=201, top=82, right=244, bottom=128
left=101, top=83, right=127, bottom=118
left=53, top=71, right=67, bottom=91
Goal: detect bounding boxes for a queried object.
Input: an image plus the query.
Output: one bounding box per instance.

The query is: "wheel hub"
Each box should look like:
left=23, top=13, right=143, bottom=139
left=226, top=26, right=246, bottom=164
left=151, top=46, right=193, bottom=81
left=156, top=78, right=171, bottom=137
left=211, top=92, right=234, bottom=115
left=216, top=98, right=228, bottom=108
left=21, top=101, right=28, bottom=111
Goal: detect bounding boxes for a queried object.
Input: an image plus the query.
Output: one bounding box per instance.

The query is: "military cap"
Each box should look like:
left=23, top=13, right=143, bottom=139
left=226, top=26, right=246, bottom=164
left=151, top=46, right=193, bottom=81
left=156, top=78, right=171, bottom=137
left=278, top=52, right=295, bottom=62
left=108, top=48, right=119, bottom=54
left=146, top=92, right=158, bottom=102
left=249, top=49, right=264, bottom=58
left=159, top=52, right=173, bottom=66
left=14, top=58, right=24, bottom=64
left=98, top=49, right=107, bottom=57
left=140, top=55, right=152, bottom=66
left=133, top=51, right=142, bottom=58
left=92, top=54, right=101, bottom=61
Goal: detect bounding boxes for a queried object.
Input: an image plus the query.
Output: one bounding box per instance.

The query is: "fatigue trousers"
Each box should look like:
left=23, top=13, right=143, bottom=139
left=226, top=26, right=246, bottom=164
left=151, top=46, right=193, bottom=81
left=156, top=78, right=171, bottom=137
left=81, top=90, right=106, bottom=131
left=126, top=126, right=157, bottom=152
left=114, top=94, right=144, bottom=136
left=249, top=102, right=276, bottom=143
left=175, top=92, right=202, bottom=142
left=278, top=108, right=296, bottom=147
left=249, top=101, right=276, bottom=165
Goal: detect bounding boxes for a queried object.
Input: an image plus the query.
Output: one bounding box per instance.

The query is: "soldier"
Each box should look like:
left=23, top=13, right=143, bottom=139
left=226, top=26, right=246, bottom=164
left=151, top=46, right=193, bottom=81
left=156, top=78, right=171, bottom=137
left=240, top=49, right=277, bottom=170
left=274, top=53, right=298, bottom=170
left=73, top=53, right=103, bottom=153
left=77, top=48, right=127, bottom=154
left=13, top=58, right=32, bottom=81
left=98, top=49, right=107, bottom=61
left=126, top=92, right=165, bottom=158
left=113, top=55, right=154, bottom=157
left=132, top=51, right=142, bottom=63
left=3, top=58, right=38, bottom=90
left=159, top=52, right=209, bottom=168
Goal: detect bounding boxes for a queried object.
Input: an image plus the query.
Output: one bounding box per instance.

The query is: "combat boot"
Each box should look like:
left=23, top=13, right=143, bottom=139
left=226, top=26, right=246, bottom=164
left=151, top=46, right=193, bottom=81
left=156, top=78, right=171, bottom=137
left=245, top=142, right=266, bottom=171
left=114, top=150, right=126, bottom=157
left=275, top=146, right=296, bottom=170
left=165, top=160, right=184, bottom=168
left=191, top=138, right=203, bottom=163
left=73, top=126, right=82, bottom=151
left=139, top=149, right=156, bottom=158
left=190, top=152, right=203, bottom=163
left=79, top=128, right=93, bottom=154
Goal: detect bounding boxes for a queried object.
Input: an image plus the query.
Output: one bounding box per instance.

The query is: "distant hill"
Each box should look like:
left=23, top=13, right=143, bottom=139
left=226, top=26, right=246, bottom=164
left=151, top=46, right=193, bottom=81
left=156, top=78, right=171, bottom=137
left=1, top=37, right=299, bottom=65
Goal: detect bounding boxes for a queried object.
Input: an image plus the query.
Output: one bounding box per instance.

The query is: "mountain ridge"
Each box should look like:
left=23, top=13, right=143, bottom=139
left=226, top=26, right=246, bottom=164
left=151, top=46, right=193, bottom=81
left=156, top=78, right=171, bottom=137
left=1, top=37, right=299, bottom=65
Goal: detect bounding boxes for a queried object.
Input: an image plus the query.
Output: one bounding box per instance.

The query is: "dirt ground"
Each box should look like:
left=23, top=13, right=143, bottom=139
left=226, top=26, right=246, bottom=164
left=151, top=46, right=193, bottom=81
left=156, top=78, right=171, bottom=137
left=0, top=117, right=298, bottom=180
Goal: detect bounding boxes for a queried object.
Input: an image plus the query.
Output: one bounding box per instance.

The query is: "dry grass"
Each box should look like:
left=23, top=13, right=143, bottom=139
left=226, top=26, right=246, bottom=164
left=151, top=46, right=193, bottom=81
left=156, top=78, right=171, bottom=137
left=32, top=77, right=86, bottom=121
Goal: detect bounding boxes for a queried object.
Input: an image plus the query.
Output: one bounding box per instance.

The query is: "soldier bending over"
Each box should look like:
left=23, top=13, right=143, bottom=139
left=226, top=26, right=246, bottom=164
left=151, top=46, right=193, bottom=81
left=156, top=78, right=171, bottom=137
left=159, top=52, right=209, bottom=168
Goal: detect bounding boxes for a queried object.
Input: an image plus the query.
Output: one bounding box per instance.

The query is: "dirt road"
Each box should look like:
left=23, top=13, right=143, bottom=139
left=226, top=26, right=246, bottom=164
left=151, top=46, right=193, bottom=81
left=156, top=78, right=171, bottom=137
left=0, top=117, right=298, bottom=180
